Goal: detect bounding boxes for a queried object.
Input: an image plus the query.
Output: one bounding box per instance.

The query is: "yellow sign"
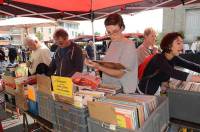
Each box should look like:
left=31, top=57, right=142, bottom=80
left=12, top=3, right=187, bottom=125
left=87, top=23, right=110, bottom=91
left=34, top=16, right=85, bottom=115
left=51, top=76, right=73, bottom=97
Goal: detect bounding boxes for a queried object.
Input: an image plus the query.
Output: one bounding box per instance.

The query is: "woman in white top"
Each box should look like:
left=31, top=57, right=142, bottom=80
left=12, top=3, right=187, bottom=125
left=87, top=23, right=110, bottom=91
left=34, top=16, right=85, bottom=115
left=85, top=13, right=138, bottom=93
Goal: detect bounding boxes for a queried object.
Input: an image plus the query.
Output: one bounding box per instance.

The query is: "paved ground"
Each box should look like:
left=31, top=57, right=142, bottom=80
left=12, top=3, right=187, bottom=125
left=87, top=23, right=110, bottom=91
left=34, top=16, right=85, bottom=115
left=1, top=107, right=35, bottom=132
left=0, top=89, right=34, bottom=132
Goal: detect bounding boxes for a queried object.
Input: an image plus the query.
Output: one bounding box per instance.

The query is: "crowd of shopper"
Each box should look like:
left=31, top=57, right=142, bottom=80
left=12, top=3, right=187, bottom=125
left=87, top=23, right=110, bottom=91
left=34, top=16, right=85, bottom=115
left=1, top=13, right=199, bottom=96
left=85, top=13, right=200, bottom=95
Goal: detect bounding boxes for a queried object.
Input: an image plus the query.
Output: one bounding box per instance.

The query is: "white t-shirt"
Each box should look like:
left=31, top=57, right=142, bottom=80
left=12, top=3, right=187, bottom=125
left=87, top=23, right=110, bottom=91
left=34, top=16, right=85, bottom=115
left=29, top=43, right=51, bottom=74
left=102, top=39, right=138, bottom=93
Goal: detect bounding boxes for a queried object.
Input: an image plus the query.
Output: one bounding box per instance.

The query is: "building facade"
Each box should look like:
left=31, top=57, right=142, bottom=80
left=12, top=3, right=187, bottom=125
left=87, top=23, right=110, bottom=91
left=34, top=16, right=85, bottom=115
left=163, top=4, right=200, bottom=43
left=0, top=19, right=80, bottom=45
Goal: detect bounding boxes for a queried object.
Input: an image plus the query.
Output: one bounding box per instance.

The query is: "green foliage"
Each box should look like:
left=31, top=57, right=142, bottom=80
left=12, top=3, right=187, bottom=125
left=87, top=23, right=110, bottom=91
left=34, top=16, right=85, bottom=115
left=131, top=37, right=144, bottom=48
left=35, top=31, right=43, bottom=41
left=95, top=32, right=100, bottom=35
left=156, top=32, right=164, bottom=47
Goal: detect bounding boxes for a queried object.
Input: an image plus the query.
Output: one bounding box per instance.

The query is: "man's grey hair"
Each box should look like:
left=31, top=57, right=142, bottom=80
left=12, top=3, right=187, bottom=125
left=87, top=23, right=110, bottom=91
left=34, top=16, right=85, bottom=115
left=24, top=35, right=39, bottom=45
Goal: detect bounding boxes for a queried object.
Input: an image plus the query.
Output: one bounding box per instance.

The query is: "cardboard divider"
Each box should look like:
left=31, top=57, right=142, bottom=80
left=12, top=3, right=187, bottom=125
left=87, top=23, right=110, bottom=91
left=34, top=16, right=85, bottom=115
left=88, top=101, right=117, bottom=125
left=15, top=84, right=28, bottom=111
left=37, top=74, right=52, bottom=95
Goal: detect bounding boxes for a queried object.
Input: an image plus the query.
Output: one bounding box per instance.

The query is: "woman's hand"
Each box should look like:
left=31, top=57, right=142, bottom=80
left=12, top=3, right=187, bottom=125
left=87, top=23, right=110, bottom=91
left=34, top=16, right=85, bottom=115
left=84, top=59, right=100, bottom=70
left=160, top=81, right=170, bottom=93
left=191, top=75, right=200, bottom=83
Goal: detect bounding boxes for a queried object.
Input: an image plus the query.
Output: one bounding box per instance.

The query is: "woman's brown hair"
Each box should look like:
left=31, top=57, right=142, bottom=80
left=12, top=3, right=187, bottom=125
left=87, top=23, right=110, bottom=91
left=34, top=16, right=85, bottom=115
left=104, top=13, right=125, bottom=30
left=160, top=32, right=183, bottom=53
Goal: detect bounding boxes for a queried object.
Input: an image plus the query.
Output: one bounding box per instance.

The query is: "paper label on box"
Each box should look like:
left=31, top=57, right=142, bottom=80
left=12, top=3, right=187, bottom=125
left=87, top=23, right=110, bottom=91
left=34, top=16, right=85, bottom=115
left=27, top=85, right=36, bottom=101
left=51, top=76, right=73, bottom=97
left=116, top=115, right=126, bottom=128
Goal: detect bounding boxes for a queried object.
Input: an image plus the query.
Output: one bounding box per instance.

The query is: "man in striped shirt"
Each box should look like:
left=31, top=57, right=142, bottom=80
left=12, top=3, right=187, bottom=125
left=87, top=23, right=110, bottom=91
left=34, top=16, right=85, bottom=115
left=137, top=28, right=158, bottom=65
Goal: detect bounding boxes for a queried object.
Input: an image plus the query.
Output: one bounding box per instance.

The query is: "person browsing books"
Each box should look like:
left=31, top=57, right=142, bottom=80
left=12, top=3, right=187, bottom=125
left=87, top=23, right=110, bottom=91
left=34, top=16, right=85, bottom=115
left=24, top=35, right=51, bottom=75
left=48, top=28, right=84, bottom=77
left=85, top=13, right=138, bottom=94
left=138, top=32, right=200, bottom=95
left=85, top=41, right=95, bottom=72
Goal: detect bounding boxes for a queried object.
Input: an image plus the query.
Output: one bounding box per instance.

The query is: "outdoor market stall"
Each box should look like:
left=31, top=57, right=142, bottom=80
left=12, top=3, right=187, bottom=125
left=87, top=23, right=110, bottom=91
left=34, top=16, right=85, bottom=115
left=1, top=0, right=200, bottom=132
left=2, top=69, right=169, bottom=132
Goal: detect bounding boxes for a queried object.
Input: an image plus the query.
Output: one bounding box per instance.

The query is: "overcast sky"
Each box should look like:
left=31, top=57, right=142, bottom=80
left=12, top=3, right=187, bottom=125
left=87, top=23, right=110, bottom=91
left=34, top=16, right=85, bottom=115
left=79, top=9, right=163, bottom=35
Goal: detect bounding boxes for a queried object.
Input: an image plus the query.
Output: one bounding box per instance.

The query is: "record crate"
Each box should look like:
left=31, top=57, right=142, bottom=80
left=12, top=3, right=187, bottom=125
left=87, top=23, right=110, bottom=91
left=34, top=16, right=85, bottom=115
left=87, top=96, right=169, bottom=132
left=54, top=101, right=89, bottom=132
left=37, top=91, right=55, bottom=123
left=167, top=88, right=200, bottom=124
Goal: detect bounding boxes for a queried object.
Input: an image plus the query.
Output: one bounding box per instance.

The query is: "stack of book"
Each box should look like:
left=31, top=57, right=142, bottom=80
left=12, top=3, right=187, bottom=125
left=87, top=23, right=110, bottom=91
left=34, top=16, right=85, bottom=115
left=72, top=72, right=101, bottom=89
left=88, top=94, right=158, bottom=130
left=72, top=72, right=122, bottom=95
left=74, top=89, right=105, bottom=108
left=169, top=69, right=200, bottom=92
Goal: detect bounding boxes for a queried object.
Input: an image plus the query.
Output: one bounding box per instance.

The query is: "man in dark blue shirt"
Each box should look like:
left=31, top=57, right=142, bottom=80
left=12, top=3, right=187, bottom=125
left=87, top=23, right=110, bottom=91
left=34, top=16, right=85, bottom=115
left=48, top=29, right=83, bottom=77
left=85, top=41, right=94, bottom=72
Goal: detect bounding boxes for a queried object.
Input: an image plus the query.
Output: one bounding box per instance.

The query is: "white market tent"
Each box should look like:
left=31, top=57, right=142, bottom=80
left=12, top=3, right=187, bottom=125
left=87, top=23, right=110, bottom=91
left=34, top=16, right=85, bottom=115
left=0, top=17, right=56, bottom=31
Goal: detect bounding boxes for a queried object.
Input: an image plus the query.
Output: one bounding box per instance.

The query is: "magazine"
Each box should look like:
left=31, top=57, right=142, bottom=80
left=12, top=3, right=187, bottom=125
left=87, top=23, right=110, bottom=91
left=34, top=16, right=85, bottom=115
left=93, top=60, right=126, bottom=70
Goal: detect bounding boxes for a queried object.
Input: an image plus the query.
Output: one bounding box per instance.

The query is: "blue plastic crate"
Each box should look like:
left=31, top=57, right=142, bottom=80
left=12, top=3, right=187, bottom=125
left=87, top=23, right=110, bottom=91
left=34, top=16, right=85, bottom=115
left=54, top=102, right=89, bottom=132
left=54, top=102, right=88, bottom=125
left=54, top=122, right=88, bottom=132
left=28, top=100, right=38, bottom=115
left=37, top=91, right=55, bottom=123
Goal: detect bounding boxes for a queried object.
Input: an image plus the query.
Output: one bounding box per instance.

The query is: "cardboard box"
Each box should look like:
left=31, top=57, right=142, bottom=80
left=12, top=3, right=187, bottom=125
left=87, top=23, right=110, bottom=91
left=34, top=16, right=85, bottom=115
left=15, top=84, right=28, bottom=111
left=2, top=75, right=16, bottom=95
left=15, top=94, right=28, bottom=111
left=37, top=74, right=52, bottom=95
left=88, top=101, right=117, bottom=125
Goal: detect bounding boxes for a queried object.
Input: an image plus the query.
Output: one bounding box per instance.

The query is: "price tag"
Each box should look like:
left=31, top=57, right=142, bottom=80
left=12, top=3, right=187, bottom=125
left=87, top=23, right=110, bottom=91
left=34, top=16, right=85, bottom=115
left=51, top=76, right=73, bottom=97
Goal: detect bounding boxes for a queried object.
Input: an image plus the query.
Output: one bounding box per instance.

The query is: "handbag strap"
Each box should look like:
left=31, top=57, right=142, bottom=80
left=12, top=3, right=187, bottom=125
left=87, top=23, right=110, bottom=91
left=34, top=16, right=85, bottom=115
left=140, top=54, right=160, bottom=94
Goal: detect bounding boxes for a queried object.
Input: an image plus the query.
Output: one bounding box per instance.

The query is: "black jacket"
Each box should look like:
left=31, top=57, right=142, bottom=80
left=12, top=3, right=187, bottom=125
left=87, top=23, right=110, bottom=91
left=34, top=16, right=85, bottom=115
left=48, top=42, right=83, bottom=77
left=139, top=53, right=200, bottom=95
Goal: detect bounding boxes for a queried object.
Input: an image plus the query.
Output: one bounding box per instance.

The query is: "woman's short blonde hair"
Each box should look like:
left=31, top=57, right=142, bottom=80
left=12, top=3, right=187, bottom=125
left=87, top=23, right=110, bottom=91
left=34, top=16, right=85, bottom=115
left=144, top=27, right=155, bottom=37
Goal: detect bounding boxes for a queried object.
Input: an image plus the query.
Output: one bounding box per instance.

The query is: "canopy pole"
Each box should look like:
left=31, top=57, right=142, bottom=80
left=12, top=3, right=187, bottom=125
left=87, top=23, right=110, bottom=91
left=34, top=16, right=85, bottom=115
left=181, top=0, right=185, bottom=5
left=91, top=21, right=96, bottom=60
left=24, top=27, right=29, bottom=37
left=91, top=12, right=96, bottom=60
